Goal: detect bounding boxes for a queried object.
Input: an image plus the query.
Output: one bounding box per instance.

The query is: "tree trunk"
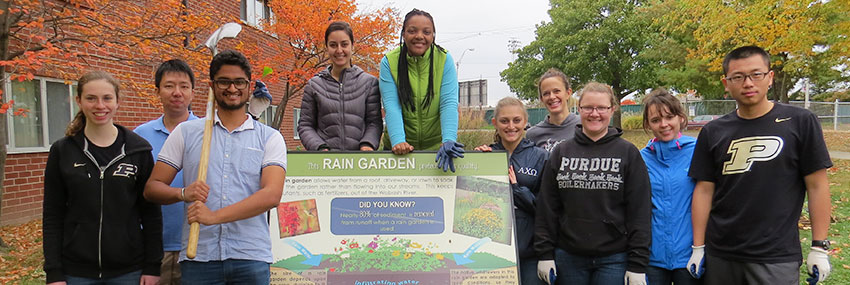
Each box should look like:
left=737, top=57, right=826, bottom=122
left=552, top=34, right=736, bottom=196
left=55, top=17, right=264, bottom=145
left=0, top=0, right=11, bottom=246
left=612, top=90, right=626, bottom=129
left=774, top=69, right=791, bottom=104
left=271, top=81, right=291, bottom=130
left=773, top=54, right=791, bottom=104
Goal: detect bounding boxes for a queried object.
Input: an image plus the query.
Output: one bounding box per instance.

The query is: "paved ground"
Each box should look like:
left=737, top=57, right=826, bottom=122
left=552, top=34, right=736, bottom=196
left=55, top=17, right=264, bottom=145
left=830, top=150, right=850, bottom=160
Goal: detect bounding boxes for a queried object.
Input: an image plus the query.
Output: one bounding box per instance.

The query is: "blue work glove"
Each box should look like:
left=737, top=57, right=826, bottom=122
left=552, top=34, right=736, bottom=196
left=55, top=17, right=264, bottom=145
left=807, top=266, right=819, bottom=285
left=687, top=245, right=705, bottom=279
left=248, top=80, right=272, bottom=119
left=436, top=140, right=464, bottom=172
left=252, top=80, right=272, bottom=101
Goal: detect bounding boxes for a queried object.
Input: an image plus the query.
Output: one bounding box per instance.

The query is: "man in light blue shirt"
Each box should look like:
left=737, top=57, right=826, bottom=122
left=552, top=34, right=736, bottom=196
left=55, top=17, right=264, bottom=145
left=144, top=50, right=287, bottom=284
left=135, top=59, right=198, bottom=285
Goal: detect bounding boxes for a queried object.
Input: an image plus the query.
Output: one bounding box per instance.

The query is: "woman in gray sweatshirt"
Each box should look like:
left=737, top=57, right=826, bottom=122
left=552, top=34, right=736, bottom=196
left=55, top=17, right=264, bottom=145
left=526, top=68, right=580, bottom=152
left=297, top=21, right=383, bottom=151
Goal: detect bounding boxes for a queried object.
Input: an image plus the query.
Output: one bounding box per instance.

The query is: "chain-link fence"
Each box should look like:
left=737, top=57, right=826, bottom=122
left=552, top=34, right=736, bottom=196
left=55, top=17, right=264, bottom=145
left=485, top=100, right=850, bottom=131
left=680, top=99, right=850, bottom=131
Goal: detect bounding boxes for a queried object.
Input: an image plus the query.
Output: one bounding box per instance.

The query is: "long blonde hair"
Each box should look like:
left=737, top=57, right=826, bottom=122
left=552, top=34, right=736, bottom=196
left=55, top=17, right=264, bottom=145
left=65, top=71, right=120, bottom=137
left=493, top=97, right=528, bottom=143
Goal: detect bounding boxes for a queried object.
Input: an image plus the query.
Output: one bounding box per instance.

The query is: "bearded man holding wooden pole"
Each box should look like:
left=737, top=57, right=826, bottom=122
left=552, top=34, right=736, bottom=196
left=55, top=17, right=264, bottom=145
left=144, top=49, right=287, bottom=284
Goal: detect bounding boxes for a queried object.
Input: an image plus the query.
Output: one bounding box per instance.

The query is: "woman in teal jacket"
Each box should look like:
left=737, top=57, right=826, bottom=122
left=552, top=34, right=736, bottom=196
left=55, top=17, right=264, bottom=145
left=379, top=8, right=463, bottom=172
left=639, top=88, right=701, bottom=285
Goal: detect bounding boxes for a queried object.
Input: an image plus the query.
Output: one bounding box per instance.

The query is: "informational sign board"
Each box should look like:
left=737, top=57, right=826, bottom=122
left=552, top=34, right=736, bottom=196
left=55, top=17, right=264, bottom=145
left=270, top=152, right=519, bottom=285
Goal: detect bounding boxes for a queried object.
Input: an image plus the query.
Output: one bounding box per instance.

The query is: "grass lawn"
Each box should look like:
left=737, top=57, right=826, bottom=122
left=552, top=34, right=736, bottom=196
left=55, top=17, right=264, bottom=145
left=1, top=129, right=848, bottom=283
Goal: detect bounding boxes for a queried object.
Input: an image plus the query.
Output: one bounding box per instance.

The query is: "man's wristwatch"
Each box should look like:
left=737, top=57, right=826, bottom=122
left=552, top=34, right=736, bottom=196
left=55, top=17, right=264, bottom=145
left=812, top=240, right=831, bottom=250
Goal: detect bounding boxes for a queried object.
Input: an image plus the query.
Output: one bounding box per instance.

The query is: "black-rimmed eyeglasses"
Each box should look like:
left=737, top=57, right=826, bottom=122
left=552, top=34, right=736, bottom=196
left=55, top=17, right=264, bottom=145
left=213, top=79, right=250, bottom=90
left=725, top=72, right=769, bottom=84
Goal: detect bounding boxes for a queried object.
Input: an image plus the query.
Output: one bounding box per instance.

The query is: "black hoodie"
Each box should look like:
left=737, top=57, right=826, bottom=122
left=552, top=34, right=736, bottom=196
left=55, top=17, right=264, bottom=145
left=534, top=126, right=651, bottom=273
left=43, top=125, right=161, bottom=283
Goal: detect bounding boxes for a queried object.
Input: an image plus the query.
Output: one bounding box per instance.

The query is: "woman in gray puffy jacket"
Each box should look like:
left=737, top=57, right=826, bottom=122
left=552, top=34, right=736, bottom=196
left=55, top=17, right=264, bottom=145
left=297, top=21, right=383, bottom=150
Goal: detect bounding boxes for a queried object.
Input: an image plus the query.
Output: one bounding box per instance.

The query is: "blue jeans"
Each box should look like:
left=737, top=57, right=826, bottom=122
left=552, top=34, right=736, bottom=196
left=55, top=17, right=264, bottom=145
left=519, top=257, right=545, bottom=284
left=646, top=266, right=701, bottom=285
left=181, top=259, right=270, bottom=285
left=66, top=270, right=141, bottom=284
left=554, top=248, right=627, bottom=285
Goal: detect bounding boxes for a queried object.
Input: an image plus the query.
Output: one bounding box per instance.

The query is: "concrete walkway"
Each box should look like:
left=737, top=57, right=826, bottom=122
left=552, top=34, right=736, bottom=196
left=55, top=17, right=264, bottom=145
left=830, top=150, right=850, bottom=160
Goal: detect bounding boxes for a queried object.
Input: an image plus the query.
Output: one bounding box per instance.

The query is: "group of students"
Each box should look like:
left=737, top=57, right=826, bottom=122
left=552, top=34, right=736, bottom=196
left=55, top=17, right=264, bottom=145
left=477, top=46, right=833, bottom=285
left=40, top=7, right=833, bottom=285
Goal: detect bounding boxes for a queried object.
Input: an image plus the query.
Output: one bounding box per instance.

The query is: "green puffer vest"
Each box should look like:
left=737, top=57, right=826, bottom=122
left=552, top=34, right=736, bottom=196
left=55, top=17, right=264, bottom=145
left=385, top=45, right=446, bottom=150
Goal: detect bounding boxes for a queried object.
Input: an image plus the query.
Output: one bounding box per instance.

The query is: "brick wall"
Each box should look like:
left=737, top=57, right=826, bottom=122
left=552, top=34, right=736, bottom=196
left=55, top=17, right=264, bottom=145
left=1, top=0, right=304, bottom=225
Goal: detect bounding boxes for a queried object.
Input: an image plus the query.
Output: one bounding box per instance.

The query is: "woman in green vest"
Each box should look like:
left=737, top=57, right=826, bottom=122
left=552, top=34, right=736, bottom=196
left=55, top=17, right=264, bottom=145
left=379, top=8, right=463, bottom=172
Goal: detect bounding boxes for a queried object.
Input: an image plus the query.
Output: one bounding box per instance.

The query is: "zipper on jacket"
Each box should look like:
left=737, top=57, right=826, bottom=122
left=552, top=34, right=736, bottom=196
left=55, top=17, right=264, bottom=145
left=82, top=139, right=127, bottom=278
left=415, top=58, right=425, bottom=147
left=338, top=69, right=346, bottom=148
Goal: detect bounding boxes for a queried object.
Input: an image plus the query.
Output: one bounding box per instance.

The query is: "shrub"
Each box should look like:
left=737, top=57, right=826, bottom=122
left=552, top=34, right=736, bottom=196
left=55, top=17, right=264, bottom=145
left=457, top=130, right=494, bottom=150
left=621, top=114, right=644, bottom=130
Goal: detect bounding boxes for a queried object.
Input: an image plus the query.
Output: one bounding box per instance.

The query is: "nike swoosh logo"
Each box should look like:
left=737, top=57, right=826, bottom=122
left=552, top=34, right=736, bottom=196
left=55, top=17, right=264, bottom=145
left=775, top=117, right=791, bottom=123
left=74, top=163, right=86, bottom=167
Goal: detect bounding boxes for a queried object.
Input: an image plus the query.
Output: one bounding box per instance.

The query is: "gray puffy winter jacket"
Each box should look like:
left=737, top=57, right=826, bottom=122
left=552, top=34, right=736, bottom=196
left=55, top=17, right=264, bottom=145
left=297, top=65, right=383, bottom=150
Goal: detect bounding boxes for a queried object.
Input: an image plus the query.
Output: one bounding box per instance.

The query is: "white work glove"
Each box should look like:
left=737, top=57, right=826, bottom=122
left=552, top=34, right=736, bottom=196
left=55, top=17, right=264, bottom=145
left=537, top=259, right=556, bottom=285
left=624, top=271, right=646, bottom=285
left=687, top=245, right=705, bottom=279
left=806, top=247, right=831, bottom=283
left=248, top=80, right=271, bottom=120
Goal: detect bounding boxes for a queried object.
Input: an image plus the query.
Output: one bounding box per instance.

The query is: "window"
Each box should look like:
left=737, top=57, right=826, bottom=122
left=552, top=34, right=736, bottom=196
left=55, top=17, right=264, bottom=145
left=293, top=108, right=301, bottom=140
left=256, top=104, right=278, bottom=127
left=240, top=0, right=274, bottom=27
left=5, top=78, right=77, bottom=152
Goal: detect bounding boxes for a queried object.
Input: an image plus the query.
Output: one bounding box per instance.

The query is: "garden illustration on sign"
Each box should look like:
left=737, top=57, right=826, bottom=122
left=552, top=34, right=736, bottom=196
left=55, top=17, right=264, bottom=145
left=271, top=175, right=519, bottom=284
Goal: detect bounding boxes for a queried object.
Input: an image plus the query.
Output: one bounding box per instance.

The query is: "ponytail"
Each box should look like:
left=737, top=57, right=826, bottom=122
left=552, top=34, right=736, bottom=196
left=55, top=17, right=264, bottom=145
left=65, top=111, right=86, bottom=137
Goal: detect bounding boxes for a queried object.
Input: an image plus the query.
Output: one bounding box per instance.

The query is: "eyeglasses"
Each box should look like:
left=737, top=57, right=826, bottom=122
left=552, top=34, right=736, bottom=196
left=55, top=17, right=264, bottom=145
left=725, top=72, right=769, bottom=84
left=213, top=79, right=250, bottom=90
left=579, top=106, right=612, bottom=113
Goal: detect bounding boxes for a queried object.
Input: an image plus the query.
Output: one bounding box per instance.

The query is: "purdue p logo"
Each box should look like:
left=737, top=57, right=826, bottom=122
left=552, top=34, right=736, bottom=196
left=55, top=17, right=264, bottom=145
left=113, top=163, right=138, bottom=177
left=722, top=136, right=783, bottom=175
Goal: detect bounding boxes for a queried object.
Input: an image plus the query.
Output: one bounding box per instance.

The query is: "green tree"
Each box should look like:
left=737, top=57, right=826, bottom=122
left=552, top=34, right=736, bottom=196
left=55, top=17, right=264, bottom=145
left=501, top=0, right=660, bottom=127
left=651, top=0, right=850, bottom=102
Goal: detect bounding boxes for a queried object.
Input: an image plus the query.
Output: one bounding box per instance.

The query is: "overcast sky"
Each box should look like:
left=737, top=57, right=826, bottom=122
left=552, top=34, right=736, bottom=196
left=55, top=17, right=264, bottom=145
left=356, top=0, right=552, bottom=106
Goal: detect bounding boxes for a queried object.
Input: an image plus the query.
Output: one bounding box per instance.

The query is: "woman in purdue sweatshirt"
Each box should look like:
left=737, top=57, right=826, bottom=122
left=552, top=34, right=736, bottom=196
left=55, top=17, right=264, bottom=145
left=534, top=82, right=651, bottom=285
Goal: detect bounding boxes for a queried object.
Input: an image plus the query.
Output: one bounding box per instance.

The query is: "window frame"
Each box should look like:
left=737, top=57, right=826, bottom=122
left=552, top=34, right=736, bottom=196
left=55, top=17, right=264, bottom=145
left=4, top=77, right=77, bottom=154
left=293, top=107, right=301, bottom=140
left=240, top=0, right=274, bottom=28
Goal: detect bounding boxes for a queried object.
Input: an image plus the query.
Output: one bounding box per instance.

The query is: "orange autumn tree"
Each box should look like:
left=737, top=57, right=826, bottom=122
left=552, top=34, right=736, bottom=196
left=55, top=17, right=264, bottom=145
left=241, top=0, right=400, bottom=129
left=0, top=0, right=218, bottom=236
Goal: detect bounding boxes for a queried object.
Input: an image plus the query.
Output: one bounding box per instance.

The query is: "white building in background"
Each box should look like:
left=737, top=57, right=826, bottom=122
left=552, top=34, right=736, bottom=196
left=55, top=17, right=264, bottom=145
left=459, top=79, right=487, bottom=108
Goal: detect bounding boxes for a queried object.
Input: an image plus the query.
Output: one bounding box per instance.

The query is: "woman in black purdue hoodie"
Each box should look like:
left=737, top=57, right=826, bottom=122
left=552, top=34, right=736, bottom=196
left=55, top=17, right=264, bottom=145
left=43, top=71, right=161, bottom=284
left=534, top=82, right=651, bottom=285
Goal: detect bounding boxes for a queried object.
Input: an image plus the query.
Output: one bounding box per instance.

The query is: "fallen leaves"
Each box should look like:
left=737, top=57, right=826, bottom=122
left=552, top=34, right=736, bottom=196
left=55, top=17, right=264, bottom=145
left=0, top=220, right=45, bottom=283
